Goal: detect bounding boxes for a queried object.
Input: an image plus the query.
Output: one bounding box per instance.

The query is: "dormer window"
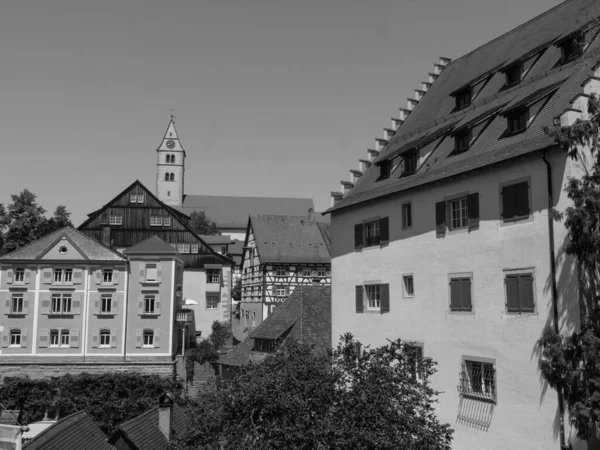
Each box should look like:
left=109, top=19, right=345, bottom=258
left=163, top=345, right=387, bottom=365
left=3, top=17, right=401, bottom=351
left=560, top=34, right=584, bottom=63
left=399, top=151, right=417, bottom=177
left=504, top=63, right=523, bottom=87
left=379, top=160, right=393, bottom=180
left=507, top=108, right=529, bottom=134
left=455, top=87, right=472, bottom=110
left=454, top=129, right=472, bottom=154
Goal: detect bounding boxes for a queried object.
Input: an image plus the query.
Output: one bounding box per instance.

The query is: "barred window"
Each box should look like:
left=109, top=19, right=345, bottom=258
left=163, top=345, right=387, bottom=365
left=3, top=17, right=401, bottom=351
left=458, top=360, right=496, bottom=403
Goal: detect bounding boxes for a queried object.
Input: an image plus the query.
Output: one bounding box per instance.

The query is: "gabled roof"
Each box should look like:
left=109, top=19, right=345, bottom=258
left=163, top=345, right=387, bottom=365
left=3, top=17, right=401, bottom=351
left=328, top=0, right=600, bottom=213
left=219, top=285, right=331, bottom=367
left=177, top=195, right=314, bottom=229
left=108, top=404, right=188, bottom=450
left=23, top=411, right=114, bottom=450
left=0, top=227, right=125, bottom=261
left=248, top=215, right=331, bottom=264
left=124, top=236, right=180, bottom=256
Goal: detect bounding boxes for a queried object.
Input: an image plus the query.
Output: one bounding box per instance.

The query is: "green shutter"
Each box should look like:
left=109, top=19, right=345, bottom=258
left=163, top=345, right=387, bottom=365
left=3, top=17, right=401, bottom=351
left=354, top=224, right=363, bottom=249
left=380, top=284, right=390, bottom=314
left=355, top=286, right=364, bottom=313
left=506, top=275, right=521, bottom=312
left=436, top=202, right=446, bottom=234
left=519, top=275, right=535, bottom=312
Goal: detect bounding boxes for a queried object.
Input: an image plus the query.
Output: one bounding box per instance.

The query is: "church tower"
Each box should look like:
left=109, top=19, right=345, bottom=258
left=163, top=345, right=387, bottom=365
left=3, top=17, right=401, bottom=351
left=156, top=115, right=186, bottom=206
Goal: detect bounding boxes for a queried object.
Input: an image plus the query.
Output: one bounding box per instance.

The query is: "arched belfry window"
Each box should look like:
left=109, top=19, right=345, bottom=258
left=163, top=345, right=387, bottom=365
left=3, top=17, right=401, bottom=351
left=165, top=173, right=170, bottom=182
left=170, top=173, right=175, bottom=182
left=166, top=155, right=171, bottom=163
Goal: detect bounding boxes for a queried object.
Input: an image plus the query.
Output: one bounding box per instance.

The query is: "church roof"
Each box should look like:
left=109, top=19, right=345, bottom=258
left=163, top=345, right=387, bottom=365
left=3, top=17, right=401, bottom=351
left=327, top=0, right=600, bottom=213
left=177, top=195, right=315, bottom=229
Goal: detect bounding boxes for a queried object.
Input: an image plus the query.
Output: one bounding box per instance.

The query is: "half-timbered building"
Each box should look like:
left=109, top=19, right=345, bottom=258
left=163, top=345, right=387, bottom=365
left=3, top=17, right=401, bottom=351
left=239, top=212, right=331, bottom=334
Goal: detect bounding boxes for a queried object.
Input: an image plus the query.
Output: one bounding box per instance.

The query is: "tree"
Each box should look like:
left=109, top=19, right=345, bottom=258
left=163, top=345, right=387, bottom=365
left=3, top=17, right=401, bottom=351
left=540, top=93, right=600, bottom=441
left=36, top=205, right=74, bottom=238
left=188, top=211, right=219, bottom=236
left=172, top=334, right=453, bottom=450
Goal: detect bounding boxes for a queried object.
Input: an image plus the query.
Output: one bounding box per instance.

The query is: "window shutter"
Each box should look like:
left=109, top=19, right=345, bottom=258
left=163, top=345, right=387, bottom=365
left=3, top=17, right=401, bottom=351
left=71, top=293, right=82, bottom=315
left=154, top=330, right=161, bottom=348
left=138, top=296, right=144, bottom=315
left=92, top=330, right=99, bottom=348
left=506, top=275, right=520, bottom=312
left=113, top=269, right=119, bottom=285
left=156, top=263, right=163, bottom=283
left=355, top=286, right=364, bottom=313
left=380, top=284, right=390, bottom=314
left=23, top=293, right=30, bottom=315
left=450, top=279, right=461, bottom=311
left=155, top=295, right=161, bottom=315
left=90, top=293, right=99, bottom=315
left=95, top=269, right=102, bottom=285
left=467, top=193, right=480, bottom=229
left=112, top=294, right=119, bottom=315
left=110, top=329, right=117, bottom=348
left=24, top=269, right=31, bottom=284
left=6, top=268, right=13, bottom=284
left=40, top=293, right=51, bottom=315
left=514, top=182, right=530, bottom=218
left=380, top=218, right=390, bottom=243
left=3, top=293, right=10, bottom=314
left=21, top=329, right=28, bottom=348
left=1, top=332, right=8, bottom=348
left=520, top=275, right=535, bottom=312
left=42, top=268, right=52, bottom=285
left=461, top=278, right=472, bottom=311
left=70, top=329, right=80, bottom=348
left=72, top=268, right=82, bottom=285
left=502, top=185, right=517, bottom=220
left=136, top=330, right=142, bottom=348
left=39, top=329, right=49, bottom=348
left=435, top=202, right=446, bottom=234
left=354, top=224, right=363, bottom=249
left=139, top=263, right=146, bottom=281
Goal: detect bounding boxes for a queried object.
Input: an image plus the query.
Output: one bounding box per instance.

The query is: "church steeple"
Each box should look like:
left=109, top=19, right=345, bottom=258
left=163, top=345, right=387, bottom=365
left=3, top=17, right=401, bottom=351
left=156, top=114, right=185, bottom=206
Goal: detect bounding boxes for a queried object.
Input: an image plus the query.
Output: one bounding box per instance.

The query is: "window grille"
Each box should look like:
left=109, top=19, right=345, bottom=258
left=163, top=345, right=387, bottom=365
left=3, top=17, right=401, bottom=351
left=458, top=360, right=496, bottom=403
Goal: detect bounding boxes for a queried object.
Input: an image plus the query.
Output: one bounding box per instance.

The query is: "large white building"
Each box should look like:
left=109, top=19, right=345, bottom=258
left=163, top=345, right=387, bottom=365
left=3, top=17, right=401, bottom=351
left=326, top=1, right=600, bottom=448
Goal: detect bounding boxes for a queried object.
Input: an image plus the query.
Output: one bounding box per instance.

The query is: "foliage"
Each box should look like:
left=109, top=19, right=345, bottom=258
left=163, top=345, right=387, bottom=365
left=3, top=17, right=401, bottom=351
left=232, top=278, right=242, bottom=302
left=540, top=93, right=600, bottom=440
left=184, top=321, right=231, bottom=380
left=210, top=320, right=232, bottom=350
left=188, top=211, right=219, bottom=236
left=172, top=334, right=453, bottom=450
left=0, top=189, right=73, bottom=255
left=0, top=372, right=182, bottom=436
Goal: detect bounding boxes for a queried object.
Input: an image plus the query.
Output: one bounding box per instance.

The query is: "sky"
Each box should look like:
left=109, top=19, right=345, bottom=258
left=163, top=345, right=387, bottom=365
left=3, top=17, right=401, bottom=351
left=0, top=0, right=563, bottom=225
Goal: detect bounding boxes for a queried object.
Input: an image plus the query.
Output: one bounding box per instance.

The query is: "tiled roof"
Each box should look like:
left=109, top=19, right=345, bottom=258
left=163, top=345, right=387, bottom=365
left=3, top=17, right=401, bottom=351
left=250, top=215, right=331, bottom=264
left=199, top=234, right=232, bottom=245
left=108, top=404, right=188, bottom=450
left=0, top=227, right=125, bottom=261
left=23, top=411, right=114, bottom=450
left=219, top=285, right=331, bottom=367
left=177, top=195, right=315, bottom=229
left=123, top=236, right=179, bottom=255
left=328, top=0, right=600, bottom=213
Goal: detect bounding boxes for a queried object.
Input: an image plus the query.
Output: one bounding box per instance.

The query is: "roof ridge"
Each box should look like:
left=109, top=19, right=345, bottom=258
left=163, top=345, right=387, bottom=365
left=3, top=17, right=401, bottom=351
left=117, top=405, right=158, bottom=432
left=23, top=411, right=87, bottom=448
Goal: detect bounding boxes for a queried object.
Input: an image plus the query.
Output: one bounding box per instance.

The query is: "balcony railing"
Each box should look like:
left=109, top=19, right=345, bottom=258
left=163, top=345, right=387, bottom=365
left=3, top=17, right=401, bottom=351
left=175, top=309, right=193, bottom=323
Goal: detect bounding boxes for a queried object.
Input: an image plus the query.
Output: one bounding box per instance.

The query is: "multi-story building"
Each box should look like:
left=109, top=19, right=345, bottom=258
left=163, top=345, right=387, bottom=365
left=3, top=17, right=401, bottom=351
left=239, top=213, right=331, bottom=334
left=0, top=227, right=187, bottom=379
left=326, top=1, right=600, bottom=448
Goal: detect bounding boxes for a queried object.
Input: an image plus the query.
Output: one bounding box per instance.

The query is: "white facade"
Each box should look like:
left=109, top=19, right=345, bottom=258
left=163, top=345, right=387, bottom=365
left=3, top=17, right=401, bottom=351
left=156, top=119, right=185, bottom=206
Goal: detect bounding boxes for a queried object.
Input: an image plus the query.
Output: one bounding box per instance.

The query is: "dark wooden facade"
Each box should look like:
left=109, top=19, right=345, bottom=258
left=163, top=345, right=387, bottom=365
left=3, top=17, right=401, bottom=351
left=78, top=181, right=231, bottom=269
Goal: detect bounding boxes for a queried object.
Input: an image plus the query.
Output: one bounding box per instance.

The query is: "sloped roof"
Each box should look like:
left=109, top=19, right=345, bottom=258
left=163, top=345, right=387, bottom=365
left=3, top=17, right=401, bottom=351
left=219, top=285, right=331, bottom=367
left=250, top=215, right=331, bottom=264
left=0, top=227, right=125, bottom=261
left=199, top=235, right=232, bottom=245
left=23, top=411, right=114, bottom=450
left=178, top=195, right=314, bottom=229
left=108, top=404, right=188, bottom=450
left=124, top=236, right=180, bottom=256
left=328, top=0, right=600, bottom=213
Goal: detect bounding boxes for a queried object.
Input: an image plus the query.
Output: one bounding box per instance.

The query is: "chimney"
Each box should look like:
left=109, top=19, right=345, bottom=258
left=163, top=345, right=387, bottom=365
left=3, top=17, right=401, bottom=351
left=158, top=393, right=174, bottom=440
left=102, top=227, right=111, bottom=247
left=308, top=208, right=315, bottom=223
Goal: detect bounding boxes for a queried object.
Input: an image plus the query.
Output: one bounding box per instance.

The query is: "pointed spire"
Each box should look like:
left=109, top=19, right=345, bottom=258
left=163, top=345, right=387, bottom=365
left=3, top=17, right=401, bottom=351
left=157, top=114, right=186, bottom=157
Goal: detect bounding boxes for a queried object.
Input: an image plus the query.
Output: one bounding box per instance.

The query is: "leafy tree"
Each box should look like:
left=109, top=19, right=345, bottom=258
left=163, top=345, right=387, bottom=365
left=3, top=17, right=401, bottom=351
left=232, top=278, right=242, bottom=302
left=540, top=93, right=600, bottom=441
left=185, top=321, right=231, bottom=381
left=36, top=205, right=74, bottom=238
left=172, top=334, right=453, bottom=450
left=0, top=372, right=183, bottom=436
left=188, top=211, right=219, bottom=236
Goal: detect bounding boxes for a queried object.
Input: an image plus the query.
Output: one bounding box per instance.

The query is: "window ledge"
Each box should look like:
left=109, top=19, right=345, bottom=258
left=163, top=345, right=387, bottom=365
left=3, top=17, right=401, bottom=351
left=447, top=310, right=475, bottom=316
left=140, top=313, right=159, bottom=317
left=499, top=214, right=534, bottom=227
left=49, top=285, right=76, bottom=290
left=97, top=285, right=117, bottom=290
left=97, top=313, right=116, bottom=317
left=48, top=313, right=74, bottom=317
left=502, top=310, right=538, bottom=318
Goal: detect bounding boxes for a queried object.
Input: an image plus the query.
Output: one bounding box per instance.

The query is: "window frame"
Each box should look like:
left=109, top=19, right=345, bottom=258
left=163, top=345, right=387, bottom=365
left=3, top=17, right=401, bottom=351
left=109, top=215, right=122, bottom=226
left=401, top=202, right=412, bottom=229
left=145, top=264, right=158, bottom=282
left=448, top=273, right=474, bottom=314
left=402, top=274, right=414, bottom=298
left=150, top=216, right=163, bottom=227
left=364, top=219, right=381, bottom=247
left=399, top=151, right=417, bottom=178
left=206, top=269, right=220, bottom=284
left=143, top=329, right=154, bottom=348
left=102, top=269, right=113, bottom=284
left=163, top=217, right=171, bottom=227
left=449, top=196, right=469, bottom=230
left=99, top=330, right=111, bottom=348
left=9, top=329, right=21, bottom=347
left=11, top=294, right=24, bottom=314
left=101, top=294, right=112, bottom=315
left=144, top=295, right=156, bottom=315
left=506, top=107, right=529, bottom=134
left=50, top=293, right=72, bottom=315
left=365, top=284, right=381, bottom=311
left=454, top=129, right=472, bottom=154
left=504, top=63, right=523, bottom=87
left=504, top=268, right=536, bottom=314
left=14, top=268, right=25, bottom=283
left=459, top=356, right=497, bottom=403
left=275, top=266, right=288, bottom=277
left=499, top=177, right=532, bottom=224
left=455, top=87, right=472, bottom=110
left=206, top=295, right=220, bottom=310
left=406, top=343, right=424, bottom=381
left=49, top=329, right=70, bottom=348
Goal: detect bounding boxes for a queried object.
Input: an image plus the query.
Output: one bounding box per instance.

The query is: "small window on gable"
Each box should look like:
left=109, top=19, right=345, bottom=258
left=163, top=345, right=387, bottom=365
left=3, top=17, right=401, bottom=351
left=137, top=194, right=145, bottom=204
left=504, top=63, right=523, bottom=87
left=506, top=108, right=528, bottom=134
left=163, top=217, right=171, bottom=227
left=454, top=129, right=472, bottom=154
left=100, top=215, right=108, bottom=225
left=130, top=194, right=137, bottom=203
left=455, top=87, right=472, bottom=110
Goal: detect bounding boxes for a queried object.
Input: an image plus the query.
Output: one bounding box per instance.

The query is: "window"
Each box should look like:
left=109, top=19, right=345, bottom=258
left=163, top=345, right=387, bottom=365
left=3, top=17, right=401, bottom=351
left=103, top=269, right=113, bottom=284
left=275, top=286, right=287, bottom=298
left=191, top=243, right=199, bottom=253
left=109, top=215, right=122, bottom=226
left=365, top=285, right=381, bottom=310
left=49, top=329, right=70, bottom=348
left=143, top=330, right=154, bottom=347
left=455, top=87, right=472, bottom=110
left=101, top=294, right=112, bottom=314
left=317, top=267, right=326, bottom=277
left=130, top=194, right=137, bottom=203
left=64, top=269, right=73, bottom=283
left=507, top=108, right=528, bottom=134
left=221, top=245, right=228, bottom=255
left=400, top=151, right=417, bottom=177
left=449, top=277, right=472, bottom=312
left=170, top=173, right=175, bottom=182
left=450, top=197, right=468, bottom=230
left=275, top=267, right=288, bottom=277
left=504, top=63, right=523, bottom=86
left=9, top=330, right=21, bottom=347
left=365, top=220, right=381, bottom=247
left=150, top=216, right=163, bottom=226
left=403, top=275, right=414, bottom=297
left=402, top=202, right=412, bottom=229
left=501, top=181, right=530, bottom=222
left=406, top=345, right=424, bottom=380
left=560, top=35, right=584, bottom=63
left=379, top=160, right=393, bottom=180
left=506, top=273, right=535, bottom=313
left=137, top=194, right=145, bottom=203
left=144, top=295, right=156, bottom=314
left=206, top=269, right=220, bottom=284
left=254, top=339, right=277, bottom=353
left=14, top=268, right=25, bottom=283
left=302, top=267, right=312, bottom=277
left=459, top=360, right=496, bottom=403
left=355, top=218, right=389, bottom=249
left=61, top=330, right=70, bottom=347
left=206, top=295, right=219, bottom=309
left=54, top=269, right=62, bottom=283
left=11, top=294, right=23, bottom=313
left=100, top=215, right=108, bottom=225
left=177, top=243, right=190, bottom=254
left=99, top=330, right=110, bottom=348
left=454, top=129, right=472, bottom=153
left=51, top=293, right=72, bottom=314
left=145, top=264, right=157, bottom=282
left=50, top=330, right=59, bottom=347
left=165, top=173, right=170, bottom=181
left=164, top=217, right=171, bottom=227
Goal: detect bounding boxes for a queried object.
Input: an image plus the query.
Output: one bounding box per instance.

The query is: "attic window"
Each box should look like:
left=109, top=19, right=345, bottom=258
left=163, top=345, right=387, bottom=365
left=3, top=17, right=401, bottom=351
left=254, top=339, right=277, bottom=353
left=455, top=87, right=472, bottom=110
left=504, top=63, right=523, bottom=87
left=379, top=159, right=393, bottom=180
left=559, top=34, right=584, bottom=63
left=399, top=151, right=417, bottom=178
left=454, top=129, right=472, bottom=154
left=507, top=108, right=529, bottom=134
